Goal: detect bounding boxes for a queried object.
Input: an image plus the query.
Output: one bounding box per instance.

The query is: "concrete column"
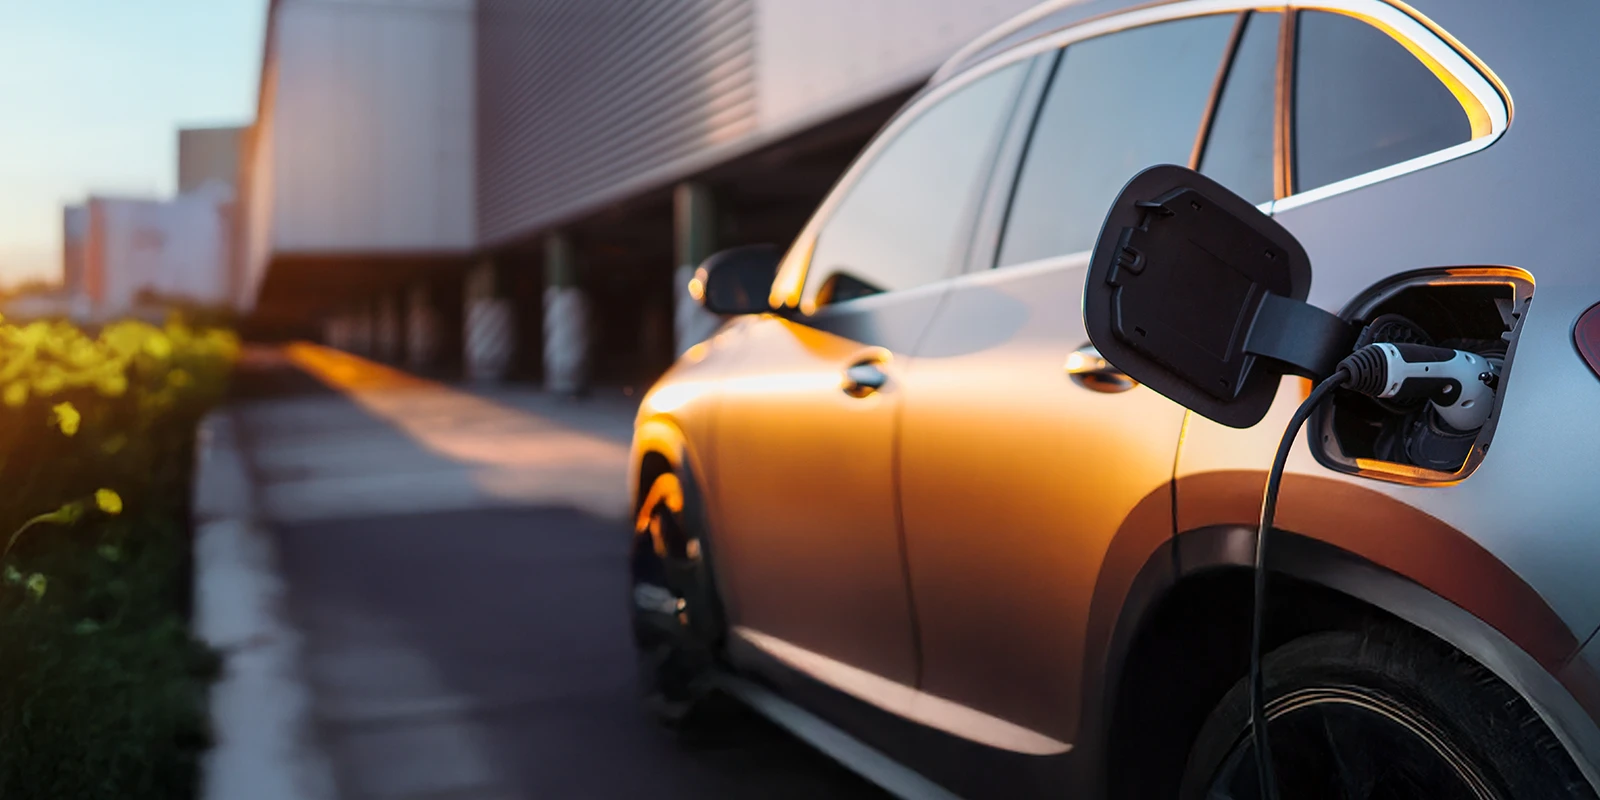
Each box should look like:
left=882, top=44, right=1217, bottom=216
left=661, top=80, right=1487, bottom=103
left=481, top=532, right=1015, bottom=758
left=674, top=182, right=723, bottom=356
left=543, top=232, right=588, bottom=394
left=406, top=282, right=439, bottom=371
left=463, top=260, right=515, bottom=383
left=374, top=291, right=401, bottom=362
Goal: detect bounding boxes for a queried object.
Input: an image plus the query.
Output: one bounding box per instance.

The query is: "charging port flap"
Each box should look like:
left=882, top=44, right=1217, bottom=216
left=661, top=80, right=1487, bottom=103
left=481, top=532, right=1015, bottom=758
left=1086, top=165, right=1355, bottom=429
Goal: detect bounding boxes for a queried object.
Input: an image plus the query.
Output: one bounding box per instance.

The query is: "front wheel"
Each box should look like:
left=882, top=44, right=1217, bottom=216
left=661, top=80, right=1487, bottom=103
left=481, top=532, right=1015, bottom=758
left=1180, top=626, right=1596, bottom=800
left=630, top=467, right=727, bottom=728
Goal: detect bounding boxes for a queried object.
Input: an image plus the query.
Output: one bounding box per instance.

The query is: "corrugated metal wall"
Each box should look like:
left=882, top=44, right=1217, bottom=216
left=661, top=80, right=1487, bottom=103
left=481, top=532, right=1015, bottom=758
left=240, top=0, right=1046, bottom=316
left=754, top=0, right=1042, bottom=132
left=476, top=0, right=758, bottom=246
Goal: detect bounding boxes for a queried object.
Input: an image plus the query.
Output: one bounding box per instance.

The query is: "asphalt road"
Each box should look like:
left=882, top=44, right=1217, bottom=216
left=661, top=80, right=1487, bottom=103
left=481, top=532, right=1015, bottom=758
left=232, top=349, right=888, bottom=800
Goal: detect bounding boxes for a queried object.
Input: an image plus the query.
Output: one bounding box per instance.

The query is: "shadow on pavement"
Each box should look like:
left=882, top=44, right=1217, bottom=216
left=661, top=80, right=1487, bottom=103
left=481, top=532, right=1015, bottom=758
left=279, top=504, right=888, bottom=799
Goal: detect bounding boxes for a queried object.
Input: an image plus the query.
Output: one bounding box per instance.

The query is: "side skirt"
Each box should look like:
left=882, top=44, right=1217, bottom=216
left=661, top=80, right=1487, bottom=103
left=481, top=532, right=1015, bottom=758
left=717, top=674, right=966, bottom=800
left=720, top=634, right=1080, bottom=799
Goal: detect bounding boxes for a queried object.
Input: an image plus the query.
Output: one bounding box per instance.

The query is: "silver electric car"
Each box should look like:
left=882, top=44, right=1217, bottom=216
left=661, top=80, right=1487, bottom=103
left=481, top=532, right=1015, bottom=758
left=628, top=1, right=1600, bottom=797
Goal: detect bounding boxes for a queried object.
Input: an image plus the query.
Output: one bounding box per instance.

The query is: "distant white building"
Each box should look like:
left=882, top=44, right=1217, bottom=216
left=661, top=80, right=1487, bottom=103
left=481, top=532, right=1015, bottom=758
left=80, top=182, right=234, bottom=320
left=60, top=122, right=247, bottom=322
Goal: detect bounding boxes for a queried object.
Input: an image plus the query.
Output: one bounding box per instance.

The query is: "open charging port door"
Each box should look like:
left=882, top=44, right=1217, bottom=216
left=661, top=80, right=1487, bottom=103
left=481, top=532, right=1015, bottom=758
left=1084, top=165, right=1356, bottom=428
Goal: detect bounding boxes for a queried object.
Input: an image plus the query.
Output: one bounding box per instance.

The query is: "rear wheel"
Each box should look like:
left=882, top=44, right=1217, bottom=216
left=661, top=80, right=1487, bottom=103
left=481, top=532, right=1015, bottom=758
left=630, top=466, right=728, bottom=727
left=1180, top=626, right=1596, bottom=799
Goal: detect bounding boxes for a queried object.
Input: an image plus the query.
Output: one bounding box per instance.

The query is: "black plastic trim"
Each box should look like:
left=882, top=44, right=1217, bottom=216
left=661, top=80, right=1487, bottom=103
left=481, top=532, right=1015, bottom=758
left=1244, top=291, right=1357, bottom=378
left=1085, top=164, right=1317, bottom=428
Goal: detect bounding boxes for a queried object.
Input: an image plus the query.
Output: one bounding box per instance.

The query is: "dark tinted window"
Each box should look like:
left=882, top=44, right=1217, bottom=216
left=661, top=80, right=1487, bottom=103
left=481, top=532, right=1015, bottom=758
left=804, top=63, right=1026, bottom=307
left=1199, top=11, right=1280, bottom=205
left=1293, top=11, right=1471, bottom=193
left=998, top=15, right=1236, bottom=267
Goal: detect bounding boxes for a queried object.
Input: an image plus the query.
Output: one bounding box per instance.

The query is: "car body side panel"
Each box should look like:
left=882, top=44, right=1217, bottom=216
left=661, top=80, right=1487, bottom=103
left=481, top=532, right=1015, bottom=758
left=1178, top=386, right=1579, bottom=669
left=631, top=317, right=751, bottom=507
left=897, top=257, right=1186, bottom=745
left=707, top=288, right=947, bottom=691
left=1243, top=0, right=1600, bottom=645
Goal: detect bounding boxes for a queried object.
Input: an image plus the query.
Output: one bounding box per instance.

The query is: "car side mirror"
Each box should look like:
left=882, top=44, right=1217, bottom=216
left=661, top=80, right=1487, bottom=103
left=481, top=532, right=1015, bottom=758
left=1084, top=165, right=1356, bottom=428
left=695, top=245, right=782, bottom=315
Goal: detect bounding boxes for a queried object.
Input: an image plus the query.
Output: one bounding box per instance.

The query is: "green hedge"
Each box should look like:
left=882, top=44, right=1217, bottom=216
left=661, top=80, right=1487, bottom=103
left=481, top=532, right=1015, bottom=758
left=0, top=318, right=236, bottom=798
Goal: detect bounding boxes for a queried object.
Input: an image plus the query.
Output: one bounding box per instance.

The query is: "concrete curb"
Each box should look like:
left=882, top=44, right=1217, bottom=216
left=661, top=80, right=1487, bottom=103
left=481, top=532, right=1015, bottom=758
left=193, top=410, right=337, bottom=800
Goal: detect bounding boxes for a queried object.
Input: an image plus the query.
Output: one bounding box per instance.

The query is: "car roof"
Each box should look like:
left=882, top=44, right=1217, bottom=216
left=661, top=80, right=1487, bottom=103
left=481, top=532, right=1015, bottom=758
left=931, top=0, right=1155, bottom=86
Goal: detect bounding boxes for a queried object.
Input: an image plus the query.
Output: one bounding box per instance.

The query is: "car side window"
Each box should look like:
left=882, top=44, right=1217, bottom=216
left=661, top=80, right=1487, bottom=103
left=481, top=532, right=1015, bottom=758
left=1292, top=10, right=1472, bottom=193
left=1198, top=11, right=1281, bottom=205
left=803, top=62, right=1026, bottom=309
left=996, top=14, right=1237, bottom=268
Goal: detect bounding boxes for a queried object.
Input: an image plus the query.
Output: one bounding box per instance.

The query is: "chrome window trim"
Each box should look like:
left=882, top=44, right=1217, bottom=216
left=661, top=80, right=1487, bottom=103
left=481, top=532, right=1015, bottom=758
left=1269, top=137, right=1489, bottom=212
left=779, top=0, right=1507, bottom=306
left=937, top=0, right=1508, bottom=212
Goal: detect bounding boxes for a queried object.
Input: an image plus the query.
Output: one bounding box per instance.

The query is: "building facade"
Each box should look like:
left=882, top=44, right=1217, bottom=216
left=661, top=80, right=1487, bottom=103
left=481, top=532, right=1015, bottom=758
left=239, top=0, right=1042, bottom=385
left=62, top=205, right=88, bottom=299
left=178, top=126, right=248, bottom=195
left=81, top=186, right=234, bottom=319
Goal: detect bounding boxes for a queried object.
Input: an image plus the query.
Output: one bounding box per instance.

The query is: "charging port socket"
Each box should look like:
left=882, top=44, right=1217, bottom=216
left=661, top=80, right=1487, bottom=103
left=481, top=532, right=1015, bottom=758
left=1310, top=267, right=1534, bottom=484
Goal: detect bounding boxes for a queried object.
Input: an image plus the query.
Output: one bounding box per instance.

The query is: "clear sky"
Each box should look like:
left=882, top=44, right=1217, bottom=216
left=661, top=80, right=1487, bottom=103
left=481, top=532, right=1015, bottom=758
left=0, top=0, right=267, bottom=287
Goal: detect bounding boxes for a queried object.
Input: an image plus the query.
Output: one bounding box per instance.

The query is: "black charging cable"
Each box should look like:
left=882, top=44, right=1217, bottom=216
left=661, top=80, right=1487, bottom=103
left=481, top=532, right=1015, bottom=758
left=1249, top=368, right=1351, bottom=799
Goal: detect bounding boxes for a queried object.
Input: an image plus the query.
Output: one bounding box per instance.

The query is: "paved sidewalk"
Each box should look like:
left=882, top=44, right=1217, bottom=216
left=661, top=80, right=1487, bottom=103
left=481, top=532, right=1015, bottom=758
left=242, top=344, right=636, bottom=524
left=221, top=345, right=883, bottom=800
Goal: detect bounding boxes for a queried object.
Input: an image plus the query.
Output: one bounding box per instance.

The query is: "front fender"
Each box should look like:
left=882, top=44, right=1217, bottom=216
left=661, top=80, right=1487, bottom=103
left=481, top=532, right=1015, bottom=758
left=629, top=416, right=716, bottom=513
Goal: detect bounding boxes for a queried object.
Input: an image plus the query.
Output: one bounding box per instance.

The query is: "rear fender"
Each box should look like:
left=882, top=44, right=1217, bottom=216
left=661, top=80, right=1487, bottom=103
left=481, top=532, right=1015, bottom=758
left=1087, top=515, right=1600, bottom=794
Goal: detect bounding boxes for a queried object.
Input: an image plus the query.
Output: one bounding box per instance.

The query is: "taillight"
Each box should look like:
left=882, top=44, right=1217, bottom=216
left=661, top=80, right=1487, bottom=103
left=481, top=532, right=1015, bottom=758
left=1575, top=302, right=1600, bottom=379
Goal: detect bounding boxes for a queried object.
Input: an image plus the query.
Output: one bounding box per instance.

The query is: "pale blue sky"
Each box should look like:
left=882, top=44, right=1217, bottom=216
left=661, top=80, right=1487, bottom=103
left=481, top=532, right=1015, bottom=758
left=0, top=0, right=267, bottom=286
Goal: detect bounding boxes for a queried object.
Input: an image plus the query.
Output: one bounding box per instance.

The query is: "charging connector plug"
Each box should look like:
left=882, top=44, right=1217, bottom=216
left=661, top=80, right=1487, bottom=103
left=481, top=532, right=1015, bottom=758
left=1337, top=342, right=1497, bottom=431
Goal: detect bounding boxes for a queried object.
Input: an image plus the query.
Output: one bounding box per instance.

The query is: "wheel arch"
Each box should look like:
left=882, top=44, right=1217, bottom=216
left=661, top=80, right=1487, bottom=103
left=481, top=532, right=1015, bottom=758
left=630, top=416, right=713, bottom=511
left=1088, top=523, right=1600, bottom=798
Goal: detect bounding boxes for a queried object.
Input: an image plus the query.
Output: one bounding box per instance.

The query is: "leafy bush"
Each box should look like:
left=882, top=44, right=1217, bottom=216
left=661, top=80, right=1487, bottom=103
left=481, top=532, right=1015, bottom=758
left=0, top=316, right=236, bottom=798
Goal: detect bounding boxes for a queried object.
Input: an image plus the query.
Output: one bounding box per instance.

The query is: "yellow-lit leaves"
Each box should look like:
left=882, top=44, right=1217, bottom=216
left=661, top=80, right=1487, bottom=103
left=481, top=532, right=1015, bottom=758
left=0, top=315, right=239, bottom=619
left=0, top=317, right=234, bottom=407
left=51, top=402, right=81, bottom=436
left=96, top=371, right=128, bottom=398
left=142, top=333, right=172, bottom=360
left=95, top=489, right=122, bottom=516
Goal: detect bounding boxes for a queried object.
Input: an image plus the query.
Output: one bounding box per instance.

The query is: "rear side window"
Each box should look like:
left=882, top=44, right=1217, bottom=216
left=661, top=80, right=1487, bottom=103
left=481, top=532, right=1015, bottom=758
left=1198, top=11, right=1281, bottom=205
left=998, top=15, right=1237, bottom=267
left=803, top=63, right=1027, bottom=307
left=1293, top=10, right=1472, bottom=193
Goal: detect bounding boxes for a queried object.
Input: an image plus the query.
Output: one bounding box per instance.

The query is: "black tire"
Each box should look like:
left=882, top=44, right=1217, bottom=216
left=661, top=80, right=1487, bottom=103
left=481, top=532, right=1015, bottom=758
left=630, top=464, right=730, bottom=729
left=1181, top=625, right=1596, bottom=800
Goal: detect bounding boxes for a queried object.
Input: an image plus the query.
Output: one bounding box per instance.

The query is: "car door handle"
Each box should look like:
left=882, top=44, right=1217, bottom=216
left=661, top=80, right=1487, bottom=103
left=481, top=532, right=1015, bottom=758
left=1065, top=345, right=1138, bottom=393
left=842, top=361, right=889, bottom=397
